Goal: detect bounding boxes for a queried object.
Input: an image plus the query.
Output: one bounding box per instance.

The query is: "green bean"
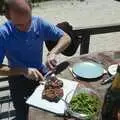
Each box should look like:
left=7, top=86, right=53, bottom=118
left=70, top=93, right=101, bottom=117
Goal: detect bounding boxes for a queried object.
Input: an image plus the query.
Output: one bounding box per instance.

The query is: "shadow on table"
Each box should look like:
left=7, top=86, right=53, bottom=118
left=75, top=75, right=104, bottom=82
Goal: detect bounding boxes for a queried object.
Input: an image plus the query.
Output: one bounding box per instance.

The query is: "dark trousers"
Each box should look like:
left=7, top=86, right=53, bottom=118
left=8, top=76, right=39, bottom=120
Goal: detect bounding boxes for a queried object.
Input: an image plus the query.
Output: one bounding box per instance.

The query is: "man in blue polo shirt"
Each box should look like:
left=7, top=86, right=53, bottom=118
left=0, top=0, right=71, bottom=120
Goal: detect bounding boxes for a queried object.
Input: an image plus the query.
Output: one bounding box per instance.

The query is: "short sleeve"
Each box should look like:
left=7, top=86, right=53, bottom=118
left=40, top=18, right=64, bottom=42
left=0, top=32, right=5, bottom=64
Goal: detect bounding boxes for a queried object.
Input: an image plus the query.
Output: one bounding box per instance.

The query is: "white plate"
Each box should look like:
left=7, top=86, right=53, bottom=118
left=72, top=61, right=104, bottom=79
left=108, top=64, right=118, bottom=76
left=26, top=77, right=78, bottom=115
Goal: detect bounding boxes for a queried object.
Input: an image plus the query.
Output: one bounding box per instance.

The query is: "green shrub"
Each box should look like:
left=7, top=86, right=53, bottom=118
left=0, top=0, right=5, bottom=15
left=31, top=0, right=50, bottom=3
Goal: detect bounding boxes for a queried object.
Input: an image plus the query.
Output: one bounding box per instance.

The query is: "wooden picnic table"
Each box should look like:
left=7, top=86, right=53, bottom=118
left=28, top=50, right=120, bottom=120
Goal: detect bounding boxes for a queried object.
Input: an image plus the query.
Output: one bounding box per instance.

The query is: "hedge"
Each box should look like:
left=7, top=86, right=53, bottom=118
left=31, top=0, right=50, bottom=3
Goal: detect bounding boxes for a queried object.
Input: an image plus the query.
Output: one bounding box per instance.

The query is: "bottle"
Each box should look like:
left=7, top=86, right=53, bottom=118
left=102, top=64, right=120, bottom=120
left=111, top=65, right=120, bottom=90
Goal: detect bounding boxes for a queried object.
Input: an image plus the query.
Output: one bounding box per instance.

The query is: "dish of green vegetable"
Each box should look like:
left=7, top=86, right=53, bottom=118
left=67, top=88, right=102, bottom=120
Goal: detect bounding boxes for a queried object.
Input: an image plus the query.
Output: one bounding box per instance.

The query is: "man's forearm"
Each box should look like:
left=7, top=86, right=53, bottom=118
left=0, top=64, right=26, bottom=76
left=49, top=33, right=71, bottom=55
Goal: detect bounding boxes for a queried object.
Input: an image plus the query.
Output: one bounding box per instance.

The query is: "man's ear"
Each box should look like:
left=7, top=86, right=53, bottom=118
left=5, top=11, right=11, bottom=20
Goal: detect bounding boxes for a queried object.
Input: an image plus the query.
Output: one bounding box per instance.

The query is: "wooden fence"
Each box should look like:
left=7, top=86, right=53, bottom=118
left=73, top=23, right=120, bottom=55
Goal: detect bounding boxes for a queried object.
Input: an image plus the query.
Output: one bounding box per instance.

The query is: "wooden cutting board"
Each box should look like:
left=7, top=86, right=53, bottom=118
left=26, top=77, right=78, bottom=115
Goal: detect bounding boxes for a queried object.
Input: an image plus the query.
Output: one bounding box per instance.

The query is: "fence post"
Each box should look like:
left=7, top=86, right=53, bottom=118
left=80, top=32, right=90, bottom=55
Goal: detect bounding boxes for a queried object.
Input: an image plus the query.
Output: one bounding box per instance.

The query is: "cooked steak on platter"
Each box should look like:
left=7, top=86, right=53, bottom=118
left=45, top=79, right=63, bottom=89
left=42, top=79, right=64, bottom=102
left=42, top=88, right=64, bottom=102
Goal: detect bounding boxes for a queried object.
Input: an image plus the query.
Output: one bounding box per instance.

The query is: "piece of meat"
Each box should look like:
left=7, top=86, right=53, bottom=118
left=45, top=79, right=63, bottom=89
left=42, top=79, right=64, bottom=102
left=42, top=88, right=64, bottom=103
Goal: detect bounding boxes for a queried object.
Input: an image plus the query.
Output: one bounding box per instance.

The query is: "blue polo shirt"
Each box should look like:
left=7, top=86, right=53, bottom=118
left=0, top=16, right=64, bottom=73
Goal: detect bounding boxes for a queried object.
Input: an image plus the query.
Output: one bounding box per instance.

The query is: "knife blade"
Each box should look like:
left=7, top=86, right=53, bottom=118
left=101, top=75, right=114, bottom=85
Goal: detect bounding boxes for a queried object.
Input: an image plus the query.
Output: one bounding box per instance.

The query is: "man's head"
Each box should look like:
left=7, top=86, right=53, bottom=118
left=4, top=0, right=32, bottom=31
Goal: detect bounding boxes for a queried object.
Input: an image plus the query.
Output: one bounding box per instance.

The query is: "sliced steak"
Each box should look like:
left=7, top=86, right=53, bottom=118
left=42, top=88, right=64, bottom=103
left=42, top=79, right=64, bottom=102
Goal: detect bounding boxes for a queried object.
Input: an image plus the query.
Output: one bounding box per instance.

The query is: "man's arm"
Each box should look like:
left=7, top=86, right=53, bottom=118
left=48, top=33, right=71, bottom=55
left=46, top=33, right=71, bottom=69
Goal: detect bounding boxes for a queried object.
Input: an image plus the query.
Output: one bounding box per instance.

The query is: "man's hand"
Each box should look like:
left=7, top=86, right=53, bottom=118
left=23, top=68, right=44, bottom=81
left=118, top=111, right=120, bottom=120
left=46, top=33, right=71, bottom=70
left=46, top=53, right=57, bottom=70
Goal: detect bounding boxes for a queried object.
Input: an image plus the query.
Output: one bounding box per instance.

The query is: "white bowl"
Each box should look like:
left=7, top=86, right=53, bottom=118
left=108, top=64, right=118, bottom=76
